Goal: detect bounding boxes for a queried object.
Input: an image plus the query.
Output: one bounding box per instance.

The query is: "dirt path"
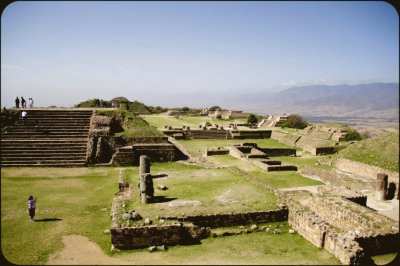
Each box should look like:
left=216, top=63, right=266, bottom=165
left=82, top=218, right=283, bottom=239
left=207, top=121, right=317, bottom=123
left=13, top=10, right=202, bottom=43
left=46, top=235, right=129, bottom=265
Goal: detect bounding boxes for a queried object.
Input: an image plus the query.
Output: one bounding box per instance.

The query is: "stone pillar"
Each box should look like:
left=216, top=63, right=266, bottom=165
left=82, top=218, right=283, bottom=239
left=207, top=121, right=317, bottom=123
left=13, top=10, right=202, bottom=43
left=139, top=155, right=152, bottom=204
left=140, top=174, right=147, bottom=203
left=375, top=173, right=388, bottom=201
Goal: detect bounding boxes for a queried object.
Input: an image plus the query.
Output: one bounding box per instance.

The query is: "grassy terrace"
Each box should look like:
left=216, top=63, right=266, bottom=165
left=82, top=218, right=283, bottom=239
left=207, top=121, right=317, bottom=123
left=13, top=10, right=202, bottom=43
left=142, top=114, right=247, bottom=129
left=1, top=166, right=339, bottom=265
left=126, top=162, right=279, bottom=220
left=178, top=138, right=295, bottom=157
left=207, top=155, right=324, bottom=189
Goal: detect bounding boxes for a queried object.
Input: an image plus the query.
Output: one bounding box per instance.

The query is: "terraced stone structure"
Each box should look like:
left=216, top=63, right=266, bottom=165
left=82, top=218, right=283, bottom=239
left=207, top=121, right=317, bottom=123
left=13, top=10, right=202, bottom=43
left=1, top=109, right=92, bottom=167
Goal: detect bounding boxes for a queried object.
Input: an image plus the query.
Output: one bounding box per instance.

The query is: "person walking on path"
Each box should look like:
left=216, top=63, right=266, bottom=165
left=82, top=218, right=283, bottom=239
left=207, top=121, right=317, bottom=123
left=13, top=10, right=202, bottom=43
left=21, top=97, right=26, bottom=108
left=28, top=196, right=37, bottom=222
left=21, top=110, right=27, bottom=125
left=28, top=98, right=34, bottom=108
left=15, top=97, right=20, bottom=108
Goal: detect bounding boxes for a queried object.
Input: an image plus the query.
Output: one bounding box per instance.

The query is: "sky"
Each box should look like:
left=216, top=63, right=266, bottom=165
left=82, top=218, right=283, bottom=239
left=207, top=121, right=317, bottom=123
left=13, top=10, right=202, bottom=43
left=1, top=1, right=399, bottom=108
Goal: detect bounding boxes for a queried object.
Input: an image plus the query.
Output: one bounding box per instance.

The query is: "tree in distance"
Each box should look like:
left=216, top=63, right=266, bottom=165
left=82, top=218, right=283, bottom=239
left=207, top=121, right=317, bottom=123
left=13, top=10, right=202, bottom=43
left=247, top=114, right=259, bottom=125
left=344, top=129, right=363, bottom=141
left=281, top=114, right=308, bottom=129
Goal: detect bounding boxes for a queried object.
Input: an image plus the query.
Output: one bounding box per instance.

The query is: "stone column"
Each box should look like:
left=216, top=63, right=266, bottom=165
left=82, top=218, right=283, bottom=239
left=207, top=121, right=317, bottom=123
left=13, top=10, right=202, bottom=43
left=375, top=173, right=388, bottom=201
left=139, top=155, right=152, bottom=204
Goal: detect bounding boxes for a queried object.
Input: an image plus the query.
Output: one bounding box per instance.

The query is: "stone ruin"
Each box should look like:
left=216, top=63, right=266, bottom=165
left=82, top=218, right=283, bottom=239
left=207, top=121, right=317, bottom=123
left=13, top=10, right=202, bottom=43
left=139, top=155, right=154, bottom=204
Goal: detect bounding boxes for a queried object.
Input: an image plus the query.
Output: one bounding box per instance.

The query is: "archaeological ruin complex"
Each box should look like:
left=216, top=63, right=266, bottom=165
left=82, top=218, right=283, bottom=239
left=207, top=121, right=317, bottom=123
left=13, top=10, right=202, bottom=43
left=1, top=107, right=398, bottom=265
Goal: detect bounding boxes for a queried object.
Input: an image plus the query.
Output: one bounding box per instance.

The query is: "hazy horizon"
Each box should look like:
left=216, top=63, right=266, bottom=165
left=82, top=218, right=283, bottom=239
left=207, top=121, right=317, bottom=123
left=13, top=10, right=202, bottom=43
left=2, top=1, right=399, bottom=108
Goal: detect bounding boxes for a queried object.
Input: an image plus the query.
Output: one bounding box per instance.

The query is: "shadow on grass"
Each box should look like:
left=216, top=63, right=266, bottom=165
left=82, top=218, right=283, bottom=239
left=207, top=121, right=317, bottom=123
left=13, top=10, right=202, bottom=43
left=152, top=174, right=168, bottom=179
left=150, top=196, right=177, bottom=203
left=34, top=218, right=62, bottom=222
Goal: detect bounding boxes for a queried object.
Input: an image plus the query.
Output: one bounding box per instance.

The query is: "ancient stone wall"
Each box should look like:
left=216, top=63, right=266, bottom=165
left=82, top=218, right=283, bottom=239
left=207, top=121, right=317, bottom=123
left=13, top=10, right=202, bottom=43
left=271, top=131, right=337, bottom=155
left=271, top=131, right=300, bottom=146
left=259, top=148, right=296, bottom=157
left=111, top=224, right=210, bottom=249
left=335, top=158, right=399, bottom=183
left=230, top=130, right=272, bottom=139
left=110, top=136, right=169, bottom=147
left=204, top=149, right=230, bottom=156
left=111, top=147, right=134, bottom=166
left=306, top=196, right=399, bottom=235
left=189, top=129, right=229, bottom=139
left=288, top=207, right=330, bottom=248
left=229, top=146, right=245, bottom=158
left=335, top=158, right=399, bottom=197
left=173, top=208, right=288, bottom=228
left=132, top=143, right=176, bottom=164
left=299, top=167, right=375, bottom=192
left=324, top=231, right=374, bottom=265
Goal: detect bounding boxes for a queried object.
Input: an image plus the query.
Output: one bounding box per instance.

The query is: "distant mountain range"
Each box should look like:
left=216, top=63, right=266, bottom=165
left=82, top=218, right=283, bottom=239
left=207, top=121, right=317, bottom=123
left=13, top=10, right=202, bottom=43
left=221, top=82, right=399, bottom=117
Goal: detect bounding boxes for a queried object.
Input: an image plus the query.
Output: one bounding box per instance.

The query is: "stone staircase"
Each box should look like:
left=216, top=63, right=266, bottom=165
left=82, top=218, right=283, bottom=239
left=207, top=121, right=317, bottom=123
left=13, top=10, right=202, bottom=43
left=1, top=109, right=93, bottom=167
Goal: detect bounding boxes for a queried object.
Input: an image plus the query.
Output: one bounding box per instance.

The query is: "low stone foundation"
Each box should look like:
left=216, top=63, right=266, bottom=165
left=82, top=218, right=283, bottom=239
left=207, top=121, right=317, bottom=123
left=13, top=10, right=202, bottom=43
left=259, top=147, right=296, bottom=157
left=111, top=224, right=210, bottom=249
left=172, top=208, right=288, bottom=228
left=204, top=148, right=230, bottom=156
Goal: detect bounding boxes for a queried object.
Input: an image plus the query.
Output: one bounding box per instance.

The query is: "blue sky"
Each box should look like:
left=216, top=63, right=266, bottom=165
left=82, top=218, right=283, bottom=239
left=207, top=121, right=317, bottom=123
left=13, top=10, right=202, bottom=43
left=1, top=1, right=398, bottom=108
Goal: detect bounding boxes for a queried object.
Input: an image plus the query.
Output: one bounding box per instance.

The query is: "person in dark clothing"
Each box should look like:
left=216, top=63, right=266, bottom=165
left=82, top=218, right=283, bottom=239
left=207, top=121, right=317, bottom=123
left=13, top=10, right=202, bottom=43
left=15, top=97, right=20, bottom=108
left=28, top=195, right=37, bottom=222
left=21, top=97, right=26, bottom=108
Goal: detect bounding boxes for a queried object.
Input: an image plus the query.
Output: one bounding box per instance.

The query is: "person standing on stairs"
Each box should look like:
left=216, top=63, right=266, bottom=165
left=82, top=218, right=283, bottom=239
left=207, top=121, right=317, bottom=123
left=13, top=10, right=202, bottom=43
left=28, top=98, right=34, bottom=108
left=21, top=110, right=27, bottom=125
left=21, top=97, right=26, bottom=108
left=15, top=97, right=20, bottom=108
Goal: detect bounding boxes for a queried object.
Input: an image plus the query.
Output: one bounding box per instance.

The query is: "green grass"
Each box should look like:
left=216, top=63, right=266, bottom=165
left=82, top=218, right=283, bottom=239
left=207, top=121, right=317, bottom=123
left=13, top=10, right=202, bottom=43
left=1, top=166, right=339, bottom=265
left=371, top=253, right=398, bottom=265
left=178, top=138, right=293, bottom=157
left=336, top=132, right=399, bottom=172
left=113, top=222, right=340, bottom=265
left=208, top=155, right=324, bottom=189
left=142, top=114, right=247, bottom=129
left=269, top=155, right=334, bottom=171
left=1, top=167, right=119, bottom=265
left=126, top=162, right=279, bottom=220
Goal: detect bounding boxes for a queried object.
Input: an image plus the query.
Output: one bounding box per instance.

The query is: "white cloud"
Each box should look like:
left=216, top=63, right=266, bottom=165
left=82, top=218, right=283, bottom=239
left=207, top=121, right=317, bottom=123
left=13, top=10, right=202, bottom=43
left=282, top=80, right=297, bottom=86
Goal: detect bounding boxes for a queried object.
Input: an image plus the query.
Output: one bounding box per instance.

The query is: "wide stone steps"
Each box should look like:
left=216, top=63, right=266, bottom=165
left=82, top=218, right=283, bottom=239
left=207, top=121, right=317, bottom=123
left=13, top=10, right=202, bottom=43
left=7, top=125, right=89, bottom=132
left=1, top=109, right=92, bottom=167
left=1, top=153, right=86, bottom=161
left=1, top=134, right=89, bottom=139
left=1, top=161, right=87, bottom=167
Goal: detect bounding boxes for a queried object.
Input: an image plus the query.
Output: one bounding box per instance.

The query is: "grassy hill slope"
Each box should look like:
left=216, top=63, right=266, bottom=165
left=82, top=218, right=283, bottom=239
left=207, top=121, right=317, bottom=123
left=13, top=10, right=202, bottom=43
left=336, top=131, right=399, bottom=172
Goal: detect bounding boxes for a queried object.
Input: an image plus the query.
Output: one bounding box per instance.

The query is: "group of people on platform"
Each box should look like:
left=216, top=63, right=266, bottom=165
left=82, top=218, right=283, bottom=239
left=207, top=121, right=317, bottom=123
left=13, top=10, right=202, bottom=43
left=15, top=96, right=34, bottom=108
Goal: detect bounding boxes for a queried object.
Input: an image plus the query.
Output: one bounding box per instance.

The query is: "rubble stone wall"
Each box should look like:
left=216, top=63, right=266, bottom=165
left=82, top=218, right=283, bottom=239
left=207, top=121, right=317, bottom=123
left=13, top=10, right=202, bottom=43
left=204, top=149, right=230, bottom=156
left=174, top=208, right=288, bottom=228
left=288, top=207, right=328, bottom=248
left=111, top=225, right=210, bottom=249
left=324, top=231, right=374, bottom=265
left=132, top=144, right=176, bottom=164
left=259, top=148, right=296, bottom=157
left=335, top=158, right=399, bottom=197
left=335, top=158, right=399, bottom=183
